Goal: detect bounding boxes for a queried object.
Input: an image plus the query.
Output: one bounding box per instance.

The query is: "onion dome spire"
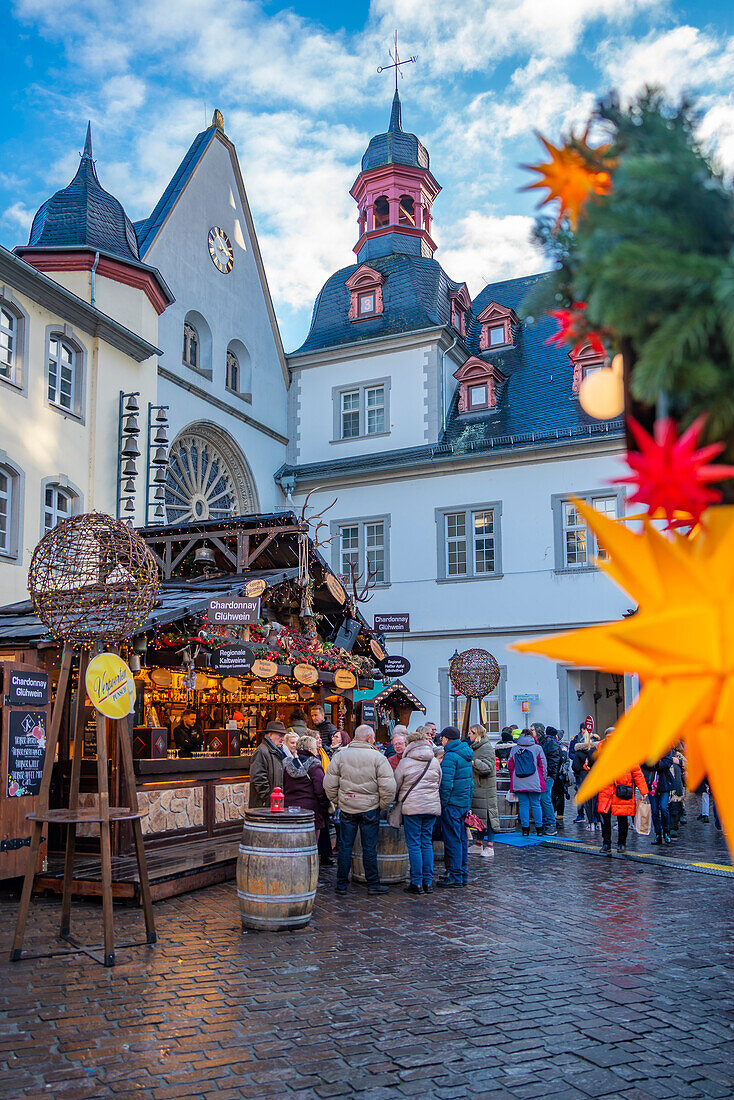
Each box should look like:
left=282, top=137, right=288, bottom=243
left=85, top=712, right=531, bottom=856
left=27, top=122, right=140, bottom=262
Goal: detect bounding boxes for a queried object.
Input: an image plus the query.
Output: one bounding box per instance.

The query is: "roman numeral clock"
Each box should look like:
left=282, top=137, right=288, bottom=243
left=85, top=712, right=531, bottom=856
left=208, top=226, right=234, bottom=273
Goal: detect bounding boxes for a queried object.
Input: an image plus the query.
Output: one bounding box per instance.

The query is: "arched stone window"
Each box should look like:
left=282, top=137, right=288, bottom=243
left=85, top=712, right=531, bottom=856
left=398, top=195, right=415, bottom=226
left=374, top=196, right=390, bottom=229
left=165, top=422, right=259, bottom=524
left=226, top=340, right=252, bottom=401
left=182, top=310, right=213, bottom=377
left=183, top=322, right=199, bottom=369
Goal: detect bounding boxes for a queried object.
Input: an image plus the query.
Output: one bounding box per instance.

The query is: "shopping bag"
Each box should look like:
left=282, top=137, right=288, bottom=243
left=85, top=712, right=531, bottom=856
left=634, top=799, right=651, bottom=835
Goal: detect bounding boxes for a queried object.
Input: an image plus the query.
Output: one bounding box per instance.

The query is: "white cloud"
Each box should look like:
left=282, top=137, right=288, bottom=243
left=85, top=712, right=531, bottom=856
left=371, top=0, right=665, bottom=76
left=1, top=201, right=35, bottom=234
left=438, top=211, right=544, bottom=294
left=599, top=26, right=734, bottom=101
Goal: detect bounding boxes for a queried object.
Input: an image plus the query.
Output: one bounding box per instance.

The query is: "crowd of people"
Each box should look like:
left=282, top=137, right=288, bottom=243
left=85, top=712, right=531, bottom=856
left=243, top=707, right=721, bottom=895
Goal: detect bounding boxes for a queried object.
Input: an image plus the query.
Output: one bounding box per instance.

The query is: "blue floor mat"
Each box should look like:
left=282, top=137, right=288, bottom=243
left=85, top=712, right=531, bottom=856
left=494, top=833, right=546, bottom=847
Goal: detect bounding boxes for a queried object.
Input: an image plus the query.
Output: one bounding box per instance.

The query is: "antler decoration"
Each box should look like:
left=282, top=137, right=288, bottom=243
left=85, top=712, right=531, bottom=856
left=298, top=488, right=337, bottom=550
left=349, top=560, right=378, bottom=604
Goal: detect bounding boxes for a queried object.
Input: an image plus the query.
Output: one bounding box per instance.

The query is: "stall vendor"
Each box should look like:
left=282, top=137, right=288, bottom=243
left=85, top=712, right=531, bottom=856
left=173, top=709, right=204, bottom=757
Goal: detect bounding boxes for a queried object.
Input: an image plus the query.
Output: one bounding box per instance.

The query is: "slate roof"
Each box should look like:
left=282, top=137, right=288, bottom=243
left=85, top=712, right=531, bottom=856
left=28, top=124, right=140, bottom=263
left=135, top=126, right=217, bottom=257
left=291, top=252, right=463, bottom=356
left=443, top=271, right=616, bottom=443
left=361, top=89, right=429, bottom=173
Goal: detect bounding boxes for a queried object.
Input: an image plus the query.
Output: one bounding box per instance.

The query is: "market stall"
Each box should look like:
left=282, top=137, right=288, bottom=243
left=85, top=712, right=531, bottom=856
left=0, top=512, right=386, bottom=901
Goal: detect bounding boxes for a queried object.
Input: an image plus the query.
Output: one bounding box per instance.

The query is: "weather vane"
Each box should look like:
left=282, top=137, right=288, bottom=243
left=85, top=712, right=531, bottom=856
left=377, top=30, right=417, bottom=92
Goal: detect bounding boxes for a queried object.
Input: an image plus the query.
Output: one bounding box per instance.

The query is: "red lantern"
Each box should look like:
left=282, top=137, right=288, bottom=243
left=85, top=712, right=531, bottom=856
left=270, top=787, right=284, bottom=813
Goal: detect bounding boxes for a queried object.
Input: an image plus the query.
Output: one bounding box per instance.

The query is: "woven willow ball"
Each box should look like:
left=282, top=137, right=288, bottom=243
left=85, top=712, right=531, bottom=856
left=449, top=648, right=500, bottom=699
left=28, top=512, right=159, bottom=648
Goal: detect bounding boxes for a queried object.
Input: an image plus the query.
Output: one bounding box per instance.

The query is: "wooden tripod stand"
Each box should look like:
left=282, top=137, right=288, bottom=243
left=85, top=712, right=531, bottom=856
left=10, top=644, right=156, bottom=967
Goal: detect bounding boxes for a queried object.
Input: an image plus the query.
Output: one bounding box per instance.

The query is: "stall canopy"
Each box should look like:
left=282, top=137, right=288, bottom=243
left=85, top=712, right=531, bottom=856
left=373, top=679, right=426, bottom=714
left=0, top=513, right=386, bottom=676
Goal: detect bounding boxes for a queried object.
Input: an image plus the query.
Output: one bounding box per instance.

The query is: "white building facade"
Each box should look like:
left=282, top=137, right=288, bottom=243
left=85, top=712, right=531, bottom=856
left=278, top=91, right=630, bottom=737
left=136, top=112, right=288, bottom=523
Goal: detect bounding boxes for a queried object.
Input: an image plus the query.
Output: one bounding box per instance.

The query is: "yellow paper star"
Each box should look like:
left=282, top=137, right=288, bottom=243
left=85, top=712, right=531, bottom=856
left=511, top=500, right=734, bottom=856
left=522, top=134, right=613, bottom=228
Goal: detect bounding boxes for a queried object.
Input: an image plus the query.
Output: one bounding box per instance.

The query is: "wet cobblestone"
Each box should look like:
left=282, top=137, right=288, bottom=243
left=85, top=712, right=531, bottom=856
left=0, top=838, right=732, bottom=1099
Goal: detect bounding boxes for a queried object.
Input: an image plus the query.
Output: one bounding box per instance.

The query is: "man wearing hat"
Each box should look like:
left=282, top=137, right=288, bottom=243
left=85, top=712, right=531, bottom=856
left=248, top=721, right=287, bottom=808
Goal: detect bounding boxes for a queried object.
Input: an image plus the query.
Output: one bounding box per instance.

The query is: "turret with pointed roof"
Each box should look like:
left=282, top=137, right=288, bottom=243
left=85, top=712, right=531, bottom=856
left=27, top=123, right=140, bottom=263
left=350, top=90, right=440, bottom=264
left=17, top=123, right=173, bottom=316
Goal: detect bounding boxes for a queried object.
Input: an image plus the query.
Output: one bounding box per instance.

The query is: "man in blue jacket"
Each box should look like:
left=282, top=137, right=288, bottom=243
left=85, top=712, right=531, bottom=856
left=437, top=726, right=474, bottom=888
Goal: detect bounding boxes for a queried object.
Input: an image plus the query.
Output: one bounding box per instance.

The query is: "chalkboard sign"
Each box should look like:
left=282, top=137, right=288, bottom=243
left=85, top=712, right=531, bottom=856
left=212, top=645, right=254, bottom=674
left=360, top=701, right=377, bottom=728
left=208, top=597, right=260, bottom=625
left=4, top=667, right=48, bottom=707
left=7, top=711, right=47, bottom=797
left=374, top=613, right=410, bottom=634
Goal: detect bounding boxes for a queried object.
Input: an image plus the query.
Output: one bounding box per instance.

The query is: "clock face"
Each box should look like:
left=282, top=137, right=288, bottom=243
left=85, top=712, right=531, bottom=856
left=208, top=226, right=234, bottom=273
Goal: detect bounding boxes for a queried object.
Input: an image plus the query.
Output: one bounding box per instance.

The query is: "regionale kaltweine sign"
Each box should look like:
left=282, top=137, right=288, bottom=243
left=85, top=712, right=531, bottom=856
left=212, top=645, right=255, bottom=674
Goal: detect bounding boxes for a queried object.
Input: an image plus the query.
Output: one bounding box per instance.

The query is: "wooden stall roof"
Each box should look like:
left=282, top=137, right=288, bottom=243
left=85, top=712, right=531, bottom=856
left=373, top=679, right=426, bottom=714
left=0, top=513, right=380, bottom=657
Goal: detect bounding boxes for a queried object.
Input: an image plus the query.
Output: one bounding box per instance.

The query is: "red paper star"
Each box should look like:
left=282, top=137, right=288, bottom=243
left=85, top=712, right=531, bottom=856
left=545, top=302, right=606, bottom=357
left=613, top=416, right=734, bottom=528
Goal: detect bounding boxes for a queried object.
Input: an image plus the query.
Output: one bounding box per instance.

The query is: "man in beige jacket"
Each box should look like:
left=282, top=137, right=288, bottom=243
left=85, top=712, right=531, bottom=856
left=323, top=724, right=396, bottom=896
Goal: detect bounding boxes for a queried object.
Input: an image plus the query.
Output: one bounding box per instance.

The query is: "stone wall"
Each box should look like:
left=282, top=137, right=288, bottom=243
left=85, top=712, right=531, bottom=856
left=138, top=786, right=204, bottom=835
left=215, top=781, right=250, bottom=823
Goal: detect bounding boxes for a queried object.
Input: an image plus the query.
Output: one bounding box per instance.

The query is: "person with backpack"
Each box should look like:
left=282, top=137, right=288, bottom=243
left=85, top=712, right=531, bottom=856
left=596, top=731, right=648, bottom=853
left=508, top=729, right=547, bottom=836
left=642, top=752, right=676, bottom=845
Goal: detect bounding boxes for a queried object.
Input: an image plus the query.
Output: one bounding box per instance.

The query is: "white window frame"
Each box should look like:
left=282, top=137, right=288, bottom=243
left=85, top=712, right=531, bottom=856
left=44, top=484, right=75, bottom=533
left=48, top=335, right=77, bottom=412
left=340, top=390, right=360, bottom=439
left=331, top=514, right=391, bottom=586
left=0, top=466, right=12, bottom=554
left=488, top=324, right=506, bottom=347
left=332, top=378, right=391, bottom=443
left=0, top=454, right=23, bottom=561
left=0, top=306, right=17, bottom=383
left=436, top=502, right=503, bottom=583
left=552, top=491, right=624, bottom=572
left=365, top=385, right=386, bottom=435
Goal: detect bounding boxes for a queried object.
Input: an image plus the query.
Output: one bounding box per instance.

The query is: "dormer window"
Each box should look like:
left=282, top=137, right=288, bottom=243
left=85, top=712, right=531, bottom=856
left=570, top=342, right=607, bottom=394
left=449, top=284, right=472, bottom=340
left=346, top=264, right=385, bottom=323
left=469, top=384, right=488, bottom=409
left=477, top=301, right=518, bottom=351
left=358, top=292, right=376, bottom=317
left=453, top=357, right=505, bottom=414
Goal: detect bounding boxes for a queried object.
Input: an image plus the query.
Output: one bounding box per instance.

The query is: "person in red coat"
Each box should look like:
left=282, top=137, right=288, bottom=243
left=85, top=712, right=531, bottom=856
left=282, top=735, right=330, bottom=846
left=597, top=730, right=648, bottom=853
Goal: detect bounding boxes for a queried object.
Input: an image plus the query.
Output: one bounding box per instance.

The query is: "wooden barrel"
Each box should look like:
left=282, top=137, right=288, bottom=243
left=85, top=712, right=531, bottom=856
left=351, top=820, right=409, bottom=884
left=237, top=808, right=318, bottom=931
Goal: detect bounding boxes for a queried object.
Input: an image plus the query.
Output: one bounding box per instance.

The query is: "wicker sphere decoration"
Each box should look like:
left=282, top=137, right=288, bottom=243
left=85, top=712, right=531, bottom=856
left=449, top=647, right=500, bottom=699
left=28, top=512, right=159, bottom=648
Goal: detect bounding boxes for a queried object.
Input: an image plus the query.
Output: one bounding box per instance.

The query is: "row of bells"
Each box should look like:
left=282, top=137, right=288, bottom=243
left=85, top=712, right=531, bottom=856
left=120, top=396, right=170, bottom=516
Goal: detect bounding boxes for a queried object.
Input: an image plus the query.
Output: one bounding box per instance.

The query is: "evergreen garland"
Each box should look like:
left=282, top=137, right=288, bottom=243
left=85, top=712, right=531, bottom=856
left=524, top=89, right=734, bottom=453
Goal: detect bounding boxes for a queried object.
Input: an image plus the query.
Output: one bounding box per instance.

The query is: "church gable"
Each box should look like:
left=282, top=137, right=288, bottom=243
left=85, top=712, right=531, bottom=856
left=138, top=115, right=287, bottom=390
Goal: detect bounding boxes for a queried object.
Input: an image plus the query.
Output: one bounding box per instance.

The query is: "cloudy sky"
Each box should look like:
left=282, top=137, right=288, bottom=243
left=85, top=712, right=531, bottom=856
left=1, top=0, right=732, bottom=350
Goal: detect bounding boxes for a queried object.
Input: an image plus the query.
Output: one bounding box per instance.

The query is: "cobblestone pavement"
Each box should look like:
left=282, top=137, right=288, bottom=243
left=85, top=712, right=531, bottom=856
left=0, top=839, right=732, bottom=1100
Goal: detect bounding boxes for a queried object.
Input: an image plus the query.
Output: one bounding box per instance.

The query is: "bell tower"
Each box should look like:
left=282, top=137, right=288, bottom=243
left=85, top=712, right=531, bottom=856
left=350, top=87, right=441, bottom=264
